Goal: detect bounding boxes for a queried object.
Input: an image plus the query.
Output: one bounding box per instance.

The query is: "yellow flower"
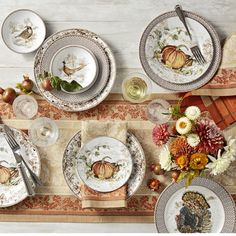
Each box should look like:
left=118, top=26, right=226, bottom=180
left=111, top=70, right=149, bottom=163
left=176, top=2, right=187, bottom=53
left=176, top=155, right=189, bottom=169
left=190, top=153, right=208, bottom=170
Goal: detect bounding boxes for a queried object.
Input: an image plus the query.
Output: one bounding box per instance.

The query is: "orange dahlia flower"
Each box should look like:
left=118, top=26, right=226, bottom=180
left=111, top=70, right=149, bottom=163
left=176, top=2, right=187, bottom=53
left=189, top=153, right=208, bottom=170
left=176, top=155, right=189, bottom=169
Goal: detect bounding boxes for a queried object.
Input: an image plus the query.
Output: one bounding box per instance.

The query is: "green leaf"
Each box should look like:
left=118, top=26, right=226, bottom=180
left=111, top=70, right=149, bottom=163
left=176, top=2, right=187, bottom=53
left=61, top=80, right=82, bottom=92
left=177, top=171, right=187, bottom=183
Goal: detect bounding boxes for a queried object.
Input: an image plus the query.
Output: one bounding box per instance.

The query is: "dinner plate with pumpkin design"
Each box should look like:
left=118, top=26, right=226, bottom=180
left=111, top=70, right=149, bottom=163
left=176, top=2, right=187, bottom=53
left=77, top=136, right=133, bottom=192
left=140, top=10, right=221, bottom=91
left=0, top=125, right=40, bottom=207
left=155, top=177, right=236, bottom=233
left=62, top=131, right=146, bottom=198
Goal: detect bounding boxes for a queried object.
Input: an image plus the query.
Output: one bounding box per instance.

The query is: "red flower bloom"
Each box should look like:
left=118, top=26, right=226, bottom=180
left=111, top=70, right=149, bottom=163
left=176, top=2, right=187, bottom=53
left=152, top=123, right=170, bottom=146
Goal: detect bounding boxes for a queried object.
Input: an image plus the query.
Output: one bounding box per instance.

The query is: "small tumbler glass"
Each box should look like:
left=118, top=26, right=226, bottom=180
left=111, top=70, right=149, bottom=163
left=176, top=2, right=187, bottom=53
left=12, top=95, right=38, bottom=119
left=122, top=72, right=152, bottom=103
left=146, top=99, right=172, bottom=124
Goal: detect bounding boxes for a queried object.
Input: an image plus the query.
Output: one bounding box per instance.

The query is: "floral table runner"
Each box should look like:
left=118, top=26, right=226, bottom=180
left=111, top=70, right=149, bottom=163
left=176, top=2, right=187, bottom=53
left=0, top=94, right=236, bottom=223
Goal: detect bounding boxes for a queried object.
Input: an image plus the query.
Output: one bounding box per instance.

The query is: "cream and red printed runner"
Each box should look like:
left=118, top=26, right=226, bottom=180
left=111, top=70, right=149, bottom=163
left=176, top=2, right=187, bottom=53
left=0, top=94, right=236, bottom=223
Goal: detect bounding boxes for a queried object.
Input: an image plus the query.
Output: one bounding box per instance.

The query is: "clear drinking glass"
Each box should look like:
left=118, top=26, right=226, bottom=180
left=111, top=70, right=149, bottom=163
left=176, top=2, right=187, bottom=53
left=122, top=72, right=152, bottom=103
left=28, top=117, right=59, bottom=147
left=146, top=99, right=172, bottom=124
left=12, top=95, right=38, bottom=119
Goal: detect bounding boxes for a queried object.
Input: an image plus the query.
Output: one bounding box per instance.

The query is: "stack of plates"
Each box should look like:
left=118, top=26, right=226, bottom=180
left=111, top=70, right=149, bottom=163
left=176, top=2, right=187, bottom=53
left=34, top=28, right=116, bottom=112
left=62, top=131, right=146, bottom=197
left=139, top=10, right=222, bottom=91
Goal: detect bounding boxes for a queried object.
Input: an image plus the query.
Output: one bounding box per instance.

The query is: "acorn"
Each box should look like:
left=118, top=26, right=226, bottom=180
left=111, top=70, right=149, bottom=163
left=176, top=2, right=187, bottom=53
left=147, top=178, right=161, bottom=192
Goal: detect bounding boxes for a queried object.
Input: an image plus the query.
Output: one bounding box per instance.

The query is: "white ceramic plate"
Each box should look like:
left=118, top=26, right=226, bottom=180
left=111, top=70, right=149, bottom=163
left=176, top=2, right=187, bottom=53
left=145, top=17, right=213, bottom=84
left=0, top=125, right=40, bottom=207
left=63, top=131, right=146, bottom=198
left=50, top=45, right=99, bottom=93
left=1, top=9, right=46, bottom=53
left=140, top=11, right=222, bottom=91
left=34, top=29, right=116, bottom=112
left=155, top=177, right=236, bottom=233
left=77, top=136, right=133, bottom=192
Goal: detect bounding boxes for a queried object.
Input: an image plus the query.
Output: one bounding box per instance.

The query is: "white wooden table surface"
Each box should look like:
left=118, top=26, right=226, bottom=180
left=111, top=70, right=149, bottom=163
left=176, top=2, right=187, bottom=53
left=0, top=0, right=235, bottom=233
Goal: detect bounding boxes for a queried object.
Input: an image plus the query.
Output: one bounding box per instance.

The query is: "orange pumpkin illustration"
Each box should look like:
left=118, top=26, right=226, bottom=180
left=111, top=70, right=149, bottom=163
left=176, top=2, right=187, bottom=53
left=91, top=157, right=119, bottom=180
left=0, top=165, right=18, bottom=184
left=161, top=45, right=193, bottom=69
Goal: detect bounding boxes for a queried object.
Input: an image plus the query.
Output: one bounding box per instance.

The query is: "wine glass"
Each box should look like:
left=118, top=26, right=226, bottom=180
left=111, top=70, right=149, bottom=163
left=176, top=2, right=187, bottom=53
left=28, top=117, right=59, bottom=147
left=146, top=99, right=172, bottom=124
left=12, top=95, right=38, bottom=119
left=122, top=72, right=152, bottom=103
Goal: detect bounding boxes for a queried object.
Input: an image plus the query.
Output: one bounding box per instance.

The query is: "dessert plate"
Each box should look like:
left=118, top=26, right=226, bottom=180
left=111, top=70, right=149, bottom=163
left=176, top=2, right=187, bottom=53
left=50, top=45, right=99, bottom=94
left=77, top=136, right=133, bottom=192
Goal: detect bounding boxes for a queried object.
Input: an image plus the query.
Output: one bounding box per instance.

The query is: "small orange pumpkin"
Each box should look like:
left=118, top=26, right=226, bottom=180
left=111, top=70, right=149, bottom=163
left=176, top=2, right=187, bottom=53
left=91, top=157, right=117, bottom=180
left=161, top=45, right=189, bottom=69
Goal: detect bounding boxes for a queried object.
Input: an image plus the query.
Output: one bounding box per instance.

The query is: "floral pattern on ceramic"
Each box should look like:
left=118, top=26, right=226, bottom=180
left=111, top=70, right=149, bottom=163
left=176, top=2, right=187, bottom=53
left=34, top=28, right=116, bottom=111
left=0, top=125, right=41, bottom=208
left=77, top=136, right=132, bottom=192
left=146, top=18, right=213, bottom=84
left=62, top=131, right=146, bottom=198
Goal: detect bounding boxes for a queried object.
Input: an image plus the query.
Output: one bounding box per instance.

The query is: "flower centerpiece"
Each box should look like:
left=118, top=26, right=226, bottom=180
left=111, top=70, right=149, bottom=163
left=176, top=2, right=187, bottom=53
left=152, top=103, right=236, bottom=186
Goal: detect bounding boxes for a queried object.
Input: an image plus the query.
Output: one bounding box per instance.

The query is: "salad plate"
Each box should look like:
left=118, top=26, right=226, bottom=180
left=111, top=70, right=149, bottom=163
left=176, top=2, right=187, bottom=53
left=155, top=177, right=236, bottom=233
left=34, top=28, right=116, bottom=112
left=77, top=136, right=133, bottom=192
left=0, top=125, right=40, bottom=207
left=62, top=131, right=146, bottom=197
left=1, top=9, right=46, bottom=53
left=140, top=10, right=221, bottom=91
left=50, top=45, right=99, bottom=94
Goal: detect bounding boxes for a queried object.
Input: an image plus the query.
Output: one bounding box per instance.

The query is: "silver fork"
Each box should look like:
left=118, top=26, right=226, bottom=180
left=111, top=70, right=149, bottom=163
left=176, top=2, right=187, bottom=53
left=3, top=125, right=43, bottom=186
left=175, top=5, right=206, bottom=64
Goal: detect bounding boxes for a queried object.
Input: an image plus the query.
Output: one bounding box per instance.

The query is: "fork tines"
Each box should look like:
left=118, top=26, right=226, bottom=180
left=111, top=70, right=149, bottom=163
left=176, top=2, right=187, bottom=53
left=191, top=46, right=206, bottom=64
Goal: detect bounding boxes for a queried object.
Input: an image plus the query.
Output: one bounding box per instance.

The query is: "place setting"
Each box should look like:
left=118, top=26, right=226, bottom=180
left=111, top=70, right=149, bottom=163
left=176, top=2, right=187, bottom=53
left=62, top=121, right=146, bottom=208
left=0, top=2, right=236, bottom=234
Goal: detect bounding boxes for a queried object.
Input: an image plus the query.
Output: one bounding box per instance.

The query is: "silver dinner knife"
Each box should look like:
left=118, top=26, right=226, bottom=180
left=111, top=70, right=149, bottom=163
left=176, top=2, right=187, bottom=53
left=3, top=124, right=42, bottom=186
left=11, top=152, right=35, bottom=196
left=3, top=125, right=35, bottom=196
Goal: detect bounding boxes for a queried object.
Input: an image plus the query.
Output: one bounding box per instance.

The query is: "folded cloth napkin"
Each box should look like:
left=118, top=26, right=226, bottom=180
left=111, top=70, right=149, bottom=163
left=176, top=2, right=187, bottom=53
left=80, top=120, right=128, bottom=209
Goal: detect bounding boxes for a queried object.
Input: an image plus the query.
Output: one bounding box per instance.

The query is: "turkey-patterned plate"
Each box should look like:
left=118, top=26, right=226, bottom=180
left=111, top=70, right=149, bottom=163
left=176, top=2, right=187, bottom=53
left=0, top=125, right=40, bottom=208
left=155, top=177, right=236, bottom=233
left=77, top=136, right=133, bottom=193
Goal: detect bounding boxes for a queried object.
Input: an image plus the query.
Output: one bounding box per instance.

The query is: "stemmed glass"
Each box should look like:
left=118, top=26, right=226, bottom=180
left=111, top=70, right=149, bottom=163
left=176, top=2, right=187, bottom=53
left=28, top=117, right=59, bottom=147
